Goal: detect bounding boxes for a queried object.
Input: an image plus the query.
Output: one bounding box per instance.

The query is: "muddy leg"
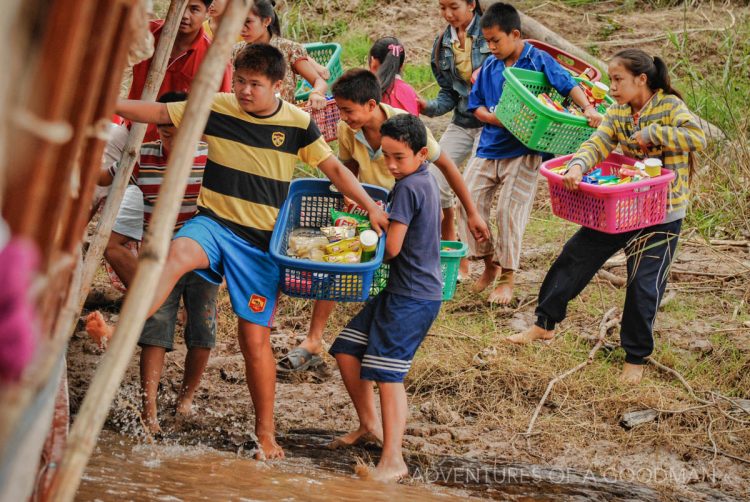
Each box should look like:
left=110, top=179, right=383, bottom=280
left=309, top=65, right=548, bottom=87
left=238, top=319, right=283, bottom=460
left=367, top=382, right=408, bottom=482
left=139, top=346, right=166, bottom=434
left=329, top=354, right=383, bottom=449
left=176, top=347, right=210, bottom=415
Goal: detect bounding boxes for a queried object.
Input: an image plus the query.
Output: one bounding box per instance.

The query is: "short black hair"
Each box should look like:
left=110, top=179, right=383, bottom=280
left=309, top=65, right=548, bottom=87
left=331, top=69, right=381, bottom=105
left=201, top=0, right=214, bottom=8
left=234, top=43, right=287, bottom=82
left=380, top=114, right=427, bottom=154
left=480, top=2, right=521, bottom=34
left=157, top=91, right=188, bottom=104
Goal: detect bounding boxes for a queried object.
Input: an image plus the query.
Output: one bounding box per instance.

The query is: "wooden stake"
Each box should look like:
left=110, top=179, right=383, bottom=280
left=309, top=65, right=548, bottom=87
left=47, top=2, right=250, bottom=500
left=76, top=0, right=189, bottom=312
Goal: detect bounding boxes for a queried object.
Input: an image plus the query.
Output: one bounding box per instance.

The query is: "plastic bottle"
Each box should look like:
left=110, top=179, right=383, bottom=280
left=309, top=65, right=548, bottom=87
left=643, top=158, right=663, bottom=177
left=359, top=230, right=378, bottom=262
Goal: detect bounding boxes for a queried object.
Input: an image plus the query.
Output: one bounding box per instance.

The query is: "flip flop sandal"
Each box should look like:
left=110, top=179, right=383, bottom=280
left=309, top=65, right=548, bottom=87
left=277, top=347, right=323, bottom=373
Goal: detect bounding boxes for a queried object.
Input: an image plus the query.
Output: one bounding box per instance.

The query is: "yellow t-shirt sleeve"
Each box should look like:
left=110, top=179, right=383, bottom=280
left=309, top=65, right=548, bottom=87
left=337, top=122, right=354, bottom=162
left=166, top=101, right=187, bottom=127
left=298, top=136, right=333, bottom=168
left=426, top=126, right=442, bottom=163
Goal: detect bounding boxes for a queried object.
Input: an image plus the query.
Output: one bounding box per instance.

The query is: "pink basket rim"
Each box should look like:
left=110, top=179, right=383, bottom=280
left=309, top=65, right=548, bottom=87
left=540, top=153, right=675, bottom=195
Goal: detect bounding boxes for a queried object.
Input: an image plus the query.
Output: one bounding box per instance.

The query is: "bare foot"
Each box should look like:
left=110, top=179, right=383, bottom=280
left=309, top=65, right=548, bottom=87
left=298, top=337, right=323, bottom=356
left=175, top=399, right=193, bottom=417
left=355, top=458, right=408, bottom=483
left=458, top=258, right=470, bottom=282
left=619, top=363, right=645, bottom=385
left=488, top=270, right=514, bottom=305
left=328, top=426, right=383, bottom=450
left=255, top=432, right=285, bottom=460
left=85, top=311, right=113, bottom=349
left=141, top=407, right=162, bottom=435
left=472, top=265, right=498, bottom=293
left=506, top=325, right=555, bottom=345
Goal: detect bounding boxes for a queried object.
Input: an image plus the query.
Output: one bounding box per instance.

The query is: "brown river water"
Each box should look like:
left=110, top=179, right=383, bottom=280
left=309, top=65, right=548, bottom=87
left=76, top=431, right=664, bottom=501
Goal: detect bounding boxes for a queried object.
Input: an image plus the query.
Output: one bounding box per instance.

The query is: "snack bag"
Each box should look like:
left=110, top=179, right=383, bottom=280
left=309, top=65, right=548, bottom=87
left=331, top=208, right=369, bottom=227
left=343, top=196, right=386, bottom=217
left=323, top=251, right=361, bottom=263
left=325, top=237, right=361, bottom=255
left=321, top=226, right=356, bottom=243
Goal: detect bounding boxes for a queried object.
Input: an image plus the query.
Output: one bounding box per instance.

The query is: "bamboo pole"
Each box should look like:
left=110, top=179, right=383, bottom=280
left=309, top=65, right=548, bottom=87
left=76, top=0, right=189, bottom=311
left=47, top=1, right=250, bottom=500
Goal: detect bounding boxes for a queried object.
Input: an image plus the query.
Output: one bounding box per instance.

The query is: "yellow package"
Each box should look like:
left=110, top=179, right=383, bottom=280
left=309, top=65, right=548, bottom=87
left=323, top=251, right=361, bottom=263
left=325, top=237, right=361, bottom=255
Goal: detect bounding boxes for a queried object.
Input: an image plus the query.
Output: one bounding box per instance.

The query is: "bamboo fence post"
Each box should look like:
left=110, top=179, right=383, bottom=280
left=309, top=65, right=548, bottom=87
left=76, top=0, right=188, bottom=311
left=47, top=1, right=250, bottom=500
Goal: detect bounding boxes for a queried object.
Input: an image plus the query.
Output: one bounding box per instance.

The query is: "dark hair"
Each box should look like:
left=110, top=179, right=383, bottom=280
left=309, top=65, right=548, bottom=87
left=234, top=43, right=287, bottom=82
left=370, top=37, right=406, bottom=100
left=331, top=69, right=381, bottom=105
left=612, top=49, right=696, bottom=179
left=480, top=2, right=520, bottom=34
left=200, top=0, right=214, bottom=8
left=251, top=0, right=281, bottom=37
left=380, top=114, right=427, bottom=154
left=157, top=91, right=188, bottom=104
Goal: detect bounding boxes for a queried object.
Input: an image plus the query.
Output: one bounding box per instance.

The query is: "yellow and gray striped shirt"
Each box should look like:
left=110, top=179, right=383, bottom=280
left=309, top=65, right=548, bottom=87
left=569, top=90, right=707, bottom=222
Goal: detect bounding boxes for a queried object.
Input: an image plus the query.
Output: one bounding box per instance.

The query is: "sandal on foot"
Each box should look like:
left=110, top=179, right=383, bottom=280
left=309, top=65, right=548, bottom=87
left=277, top=347, right=323, bottom=373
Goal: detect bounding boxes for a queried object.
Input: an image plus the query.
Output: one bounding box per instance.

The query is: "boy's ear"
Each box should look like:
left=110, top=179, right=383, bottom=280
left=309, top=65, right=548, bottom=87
left=366, top=99, right=378, bottom=113
left=511, top=29, right=522, bottom=39
left=416, top=146, right=429, bottom=162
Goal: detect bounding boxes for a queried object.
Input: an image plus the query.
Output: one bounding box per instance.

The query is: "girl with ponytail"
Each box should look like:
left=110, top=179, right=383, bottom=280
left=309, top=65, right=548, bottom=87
left=233, top=0, right=329, bottom=109
left=368, top=37, right=420, bottom=116
left=513, top=49, right=707, bottom=387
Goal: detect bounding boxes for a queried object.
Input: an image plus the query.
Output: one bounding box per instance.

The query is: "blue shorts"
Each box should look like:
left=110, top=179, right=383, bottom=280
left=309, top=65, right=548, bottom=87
left=329, top=291, right=442, bottom=383
left=174, top=215, right=280, bottom=327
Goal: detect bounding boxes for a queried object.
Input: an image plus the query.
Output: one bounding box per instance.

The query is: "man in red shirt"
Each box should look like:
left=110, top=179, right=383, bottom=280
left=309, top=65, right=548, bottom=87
left=128, top=0, right=232, bottom=141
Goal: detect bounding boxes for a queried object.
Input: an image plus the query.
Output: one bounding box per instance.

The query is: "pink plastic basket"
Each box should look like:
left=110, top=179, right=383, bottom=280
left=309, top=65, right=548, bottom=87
left=300, top=98, right=340, bottom=143
left=540, top=153, right=676, bottom=234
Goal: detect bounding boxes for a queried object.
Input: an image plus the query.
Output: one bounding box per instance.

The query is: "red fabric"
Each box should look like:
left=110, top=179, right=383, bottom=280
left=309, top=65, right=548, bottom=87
left=128, top=20, right=233, bottom=141
left=0, top=239, right=39, bottom=383
left=382, top=78, right=420, bottom=116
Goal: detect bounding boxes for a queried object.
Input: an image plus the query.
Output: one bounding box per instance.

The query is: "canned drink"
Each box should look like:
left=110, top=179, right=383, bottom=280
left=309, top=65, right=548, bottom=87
left=643, top=158, right=662, bottom=177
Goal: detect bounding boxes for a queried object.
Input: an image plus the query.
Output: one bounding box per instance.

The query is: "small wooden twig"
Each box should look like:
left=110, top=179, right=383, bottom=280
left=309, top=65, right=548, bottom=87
left=646, top=357, right=711, bottom=405
left=597, top=269, right=626, bottom=288
left=525, top=308, right=617, bottom=436
left=691, top=445, right=750, bottom=465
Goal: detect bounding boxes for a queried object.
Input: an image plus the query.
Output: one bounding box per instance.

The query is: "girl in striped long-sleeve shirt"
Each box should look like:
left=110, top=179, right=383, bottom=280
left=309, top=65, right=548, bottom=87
left=510, top=49, right=707, bottom=385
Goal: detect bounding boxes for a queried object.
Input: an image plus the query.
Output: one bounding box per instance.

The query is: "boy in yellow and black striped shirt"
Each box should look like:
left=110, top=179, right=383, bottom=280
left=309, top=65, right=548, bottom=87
left=512, top=49, right=706, bottom=386
left=108, top=43, right=389, bottom=458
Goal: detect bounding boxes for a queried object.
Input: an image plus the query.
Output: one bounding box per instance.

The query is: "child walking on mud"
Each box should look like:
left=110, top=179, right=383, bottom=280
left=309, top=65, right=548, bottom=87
left=87, top=44, right=389, bottom=459
left=511, top=49, right=707, bottom=384
left=458, top=3, right=601, bottom=305
left=328, top=114, right=443, bottom=482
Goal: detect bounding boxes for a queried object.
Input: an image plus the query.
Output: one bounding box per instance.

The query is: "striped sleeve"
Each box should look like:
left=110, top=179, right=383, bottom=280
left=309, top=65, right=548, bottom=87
left=166, top=100, right=187, bottom=127
left=568, top=109, right=619, bottom=172
left=297, top=119, right=333, bottom=167
left=640, top=98, right=707, bottom=153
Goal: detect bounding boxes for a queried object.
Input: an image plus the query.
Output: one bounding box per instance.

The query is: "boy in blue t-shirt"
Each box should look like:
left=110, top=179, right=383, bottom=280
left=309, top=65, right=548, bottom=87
left=457, top=2, right=602, bottom=305
left=328, top=114, right=442, bottom=483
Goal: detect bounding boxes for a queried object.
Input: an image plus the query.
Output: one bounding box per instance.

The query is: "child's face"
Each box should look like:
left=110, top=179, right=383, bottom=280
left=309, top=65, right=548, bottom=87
left=208, top=0, right=227, bottom=17
left=439, top=0, right=476, bottom=29
left=482, top=25, right=521, bottom=61
left=180, top=0, right=209, bottom=35
left=233, top=68, right=281, bottom=113
left=241, top=12, right=270, bottom=43
left=608, top=60, right=648, bottom=106
left=382, top=136, right=428, bottom=180
left=157, top=124, right=177, bottom=153
left=334, top=97, right=378, bottom=130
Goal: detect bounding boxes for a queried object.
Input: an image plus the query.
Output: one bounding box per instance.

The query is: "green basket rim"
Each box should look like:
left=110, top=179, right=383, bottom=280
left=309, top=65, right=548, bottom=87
left=440, top=240, right=467, bottom=258
left=502, top=67, right=614, bottom=128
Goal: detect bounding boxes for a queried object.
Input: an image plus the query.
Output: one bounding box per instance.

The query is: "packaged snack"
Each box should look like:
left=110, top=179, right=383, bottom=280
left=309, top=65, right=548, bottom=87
left=330, top=208, right=369, bottom=227
left=325, top=237, right=361, bottom=255
left=287, top=229, right=329, bottom=259
left=323, top=251, right=361, bottom=263
left=356, top=221, right=371, bottom=234
left=359, top=230, right=378, bottom=262
left=343, top=196, right=386, bottom=216
left=321, top=226, right=356, bottom=243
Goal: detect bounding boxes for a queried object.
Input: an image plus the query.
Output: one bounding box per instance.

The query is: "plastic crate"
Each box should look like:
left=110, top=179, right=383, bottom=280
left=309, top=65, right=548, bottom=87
left=495, top=67, right=615, bottom=155
left=540, top=153, right=676, bottom=234
left=299, top=98, right=340, bottom=142
left=526, top=39, right=602, bottom=82
left=269, top=179, right=388, bottom=302
left=295, top=42, right=343, bottom=102
left=369, top=240, right=468, bottom=301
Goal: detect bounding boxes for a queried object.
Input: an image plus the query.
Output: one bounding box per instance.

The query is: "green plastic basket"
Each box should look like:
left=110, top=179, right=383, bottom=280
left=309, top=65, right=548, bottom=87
left=295, top=42, right=343, bottom=102
left=369, top=240, right=468, bottom=301
left=495, top=67, right=614, bottom=155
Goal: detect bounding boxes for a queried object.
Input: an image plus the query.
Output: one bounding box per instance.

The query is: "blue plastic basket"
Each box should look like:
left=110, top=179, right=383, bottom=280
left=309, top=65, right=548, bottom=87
left=269, top=179, right=389, bottom=301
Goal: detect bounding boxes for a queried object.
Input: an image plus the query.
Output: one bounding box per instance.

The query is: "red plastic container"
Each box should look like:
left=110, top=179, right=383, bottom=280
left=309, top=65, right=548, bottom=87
left=526, top=39, right=602, bottom=82
left=300, top=98, right=340, bottom=143
left=540, top=153, right=676, bottom=234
